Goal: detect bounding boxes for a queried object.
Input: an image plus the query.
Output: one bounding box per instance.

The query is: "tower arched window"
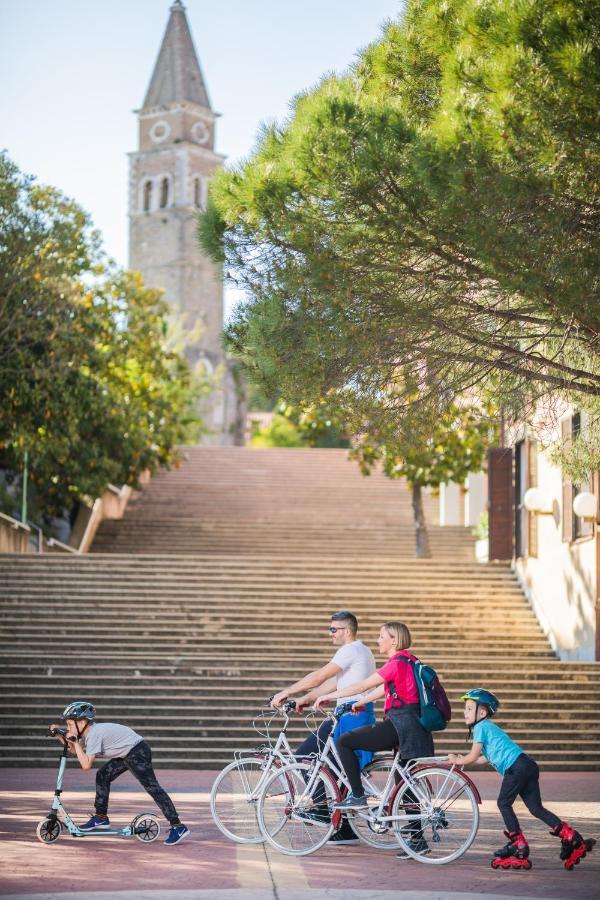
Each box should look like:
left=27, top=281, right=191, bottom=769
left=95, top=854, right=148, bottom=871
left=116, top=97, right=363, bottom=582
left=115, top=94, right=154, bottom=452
left=143, top=180, right=152, bottom=212
left=194, top=177, right=201, bottom=208
left=160, top=177, right=169, bottom=209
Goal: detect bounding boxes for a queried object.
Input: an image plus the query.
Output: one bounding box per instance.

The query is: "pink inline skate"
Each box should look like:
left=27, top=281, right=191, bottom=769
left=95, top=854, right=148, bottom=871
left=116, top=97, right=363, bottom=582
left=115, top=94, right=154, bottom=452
left=491, top=830, right=532, bottom=870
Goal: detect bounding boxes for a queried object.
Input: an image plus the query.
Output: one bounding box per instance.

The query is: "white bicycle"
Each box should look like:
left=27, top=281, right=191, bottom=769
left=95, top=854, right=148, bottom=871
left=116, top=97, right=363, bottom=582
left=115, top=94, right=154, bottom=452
left=210, top=700, right=298, bottom=844
left=256, top=707, right=481, bottom=861
left=210, top=701, right=395, bottom=850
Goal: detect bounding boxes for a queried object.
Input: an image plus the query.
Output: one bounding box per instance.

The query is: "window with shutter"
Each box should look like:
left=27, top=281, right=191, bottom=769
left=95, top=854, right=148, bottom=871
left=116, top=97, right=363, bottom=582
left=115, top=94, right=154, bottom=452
left=515, top=440, right=527, bottom=558
left=571, top=413, right=594, bottom=540
left=527, top=439, right=538, bottom=558
left=561, top=417, right=574, bottom=542
left=488, top=448, right=514, bottom=560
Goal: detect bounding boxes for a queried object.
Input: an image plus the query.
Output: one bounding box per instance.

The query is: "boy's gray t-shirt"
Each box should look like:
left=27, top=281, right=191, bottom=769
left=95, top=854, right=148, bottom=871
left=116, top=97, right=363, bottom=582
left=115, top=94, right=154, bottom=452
left=84, top=722, right=143, bottom=759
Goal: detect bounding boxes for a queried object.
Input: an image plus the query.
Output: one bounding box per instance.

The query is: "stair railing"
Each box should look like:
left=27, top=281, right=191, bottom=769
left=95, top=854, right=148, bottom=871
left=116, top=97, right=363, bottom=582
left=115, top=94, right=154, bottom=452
left=0, top=510, right=81, bottom=554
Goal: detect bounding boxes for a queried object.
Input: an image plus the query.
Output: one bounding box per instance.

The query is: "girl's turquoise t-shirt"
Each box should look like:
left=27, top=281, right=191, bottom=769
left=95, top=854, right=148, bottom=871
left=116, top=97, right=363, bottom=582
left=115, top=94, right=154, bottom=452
left=472, top=719, right=523, bottom=775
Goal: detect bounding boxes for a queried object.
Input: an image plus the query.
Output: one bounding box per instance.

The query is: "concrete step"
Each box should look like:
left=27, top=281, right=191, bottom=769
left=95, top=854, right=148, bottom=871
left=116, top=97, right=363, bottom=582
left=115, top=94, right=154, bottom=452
left=1, top=446, right=597, bottom=769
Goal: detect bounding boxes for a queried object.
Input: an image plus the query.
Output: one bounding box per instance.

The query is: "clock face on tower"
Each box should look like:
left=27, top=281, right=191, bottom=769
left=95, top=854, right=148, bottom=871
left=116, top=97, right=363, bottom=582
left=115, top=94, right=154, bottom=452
left=149, top=120, right=171, bottom=143
left=191, top=120, right=210, bottom=145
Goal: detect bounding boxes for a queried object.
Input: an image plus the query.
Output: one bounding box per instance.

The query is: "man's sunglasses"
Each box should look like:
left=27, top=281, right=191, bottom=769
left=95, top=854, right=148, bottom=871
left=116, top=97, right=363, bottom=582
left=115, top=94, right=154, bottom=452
left=328, top=626, right=348, bottom=634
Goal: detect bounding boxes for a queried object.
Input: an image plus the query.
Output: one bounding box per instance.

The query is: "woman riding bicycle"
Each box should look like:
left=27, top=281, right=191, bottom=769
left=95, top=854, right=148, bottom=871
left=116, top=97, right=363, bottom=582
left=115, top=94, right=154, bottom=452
left=314, top=621, right=434, bottom=851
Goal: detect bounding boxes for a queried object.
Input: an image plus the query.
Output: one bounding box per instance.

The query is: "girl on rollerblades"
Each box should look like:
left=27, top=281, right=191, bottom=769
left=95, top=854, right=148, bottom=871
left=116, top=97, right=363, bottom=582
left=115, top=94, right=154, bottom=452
left=448, top=688, right=595, bottom=871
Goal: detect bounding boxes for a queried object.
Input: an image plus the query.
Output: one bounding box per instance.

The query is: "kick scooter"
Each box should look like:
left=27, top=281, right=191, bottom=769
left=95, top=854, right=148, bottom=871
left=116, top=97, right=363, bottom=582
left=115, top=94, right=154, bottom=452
left=36, top=728, right=160, bottom=844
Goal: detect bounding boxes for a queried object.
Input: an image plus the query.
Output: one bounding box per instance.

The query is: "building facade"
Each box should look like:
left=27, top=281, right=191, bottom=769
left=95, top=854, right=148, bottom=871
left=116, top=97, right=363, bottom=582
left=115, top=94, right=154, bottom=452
left=488, top=405, right=599, bottom=661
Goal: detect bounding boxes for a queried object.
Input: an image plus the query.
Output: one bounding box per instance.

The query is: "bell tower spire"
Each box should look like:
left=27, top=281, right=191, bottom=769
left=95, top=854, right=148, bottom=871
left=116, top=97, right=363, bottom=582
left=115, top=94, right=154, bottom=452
left=128, top=3, right=235, bottom=442
left=143, top=1, right=211, bottom=111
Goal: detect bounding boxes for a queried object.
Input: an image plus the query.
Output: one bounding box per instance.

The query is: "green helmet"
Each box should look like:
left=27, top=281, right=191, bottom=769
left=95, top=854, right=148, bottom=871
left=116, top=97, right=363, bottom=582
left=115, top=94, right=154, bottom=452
left=62, top=700, right=96, bottom=721
left=459, top=688, right=500, bottom=716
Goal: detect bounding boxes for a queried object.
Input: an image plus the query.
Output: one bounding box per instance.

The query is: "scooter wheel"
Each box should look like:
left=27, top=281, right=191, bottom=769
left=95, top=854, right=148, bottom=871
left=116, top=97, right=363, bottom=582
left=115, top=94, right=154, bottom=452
left=133, top=813, right=160, bottom=843
left=36, top=817, right=61, bottom=844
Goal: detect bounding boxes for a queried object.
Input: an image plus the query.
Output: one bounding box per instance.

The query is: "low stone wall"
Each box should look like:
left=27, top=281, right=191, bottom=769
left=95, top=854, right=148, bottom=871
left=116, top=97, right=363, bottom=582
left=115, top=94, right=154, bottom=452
left=0, top=516, right=30, bottom=553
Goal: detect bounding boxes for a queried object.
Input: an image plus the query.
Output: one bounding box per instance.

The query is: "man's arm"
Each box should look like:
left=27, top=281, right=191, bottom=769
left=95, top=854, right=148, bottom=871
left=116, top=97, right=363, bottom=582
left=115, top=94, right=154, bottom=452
left=272, top=662, right=343, bottom=707
left=295, top=676, right=339, bottom=710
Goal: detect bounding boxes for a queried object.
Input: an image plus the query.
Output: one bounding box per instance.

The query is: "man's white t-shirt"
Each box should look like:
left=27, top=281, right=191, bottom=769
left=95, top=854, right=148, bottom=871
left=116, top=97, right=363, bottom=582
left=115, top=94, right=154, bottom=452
left=332, top=640, right=376, bottom=703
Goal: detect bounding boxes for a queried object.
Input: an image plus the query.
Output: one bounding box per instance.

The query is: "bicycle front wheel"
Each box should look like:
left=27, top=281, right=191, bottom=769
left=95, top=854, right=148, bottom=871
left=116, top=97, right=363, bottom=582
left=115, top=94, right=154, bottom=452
left=257, top=762, right=337, bottom=856
left=210, top=755, right=270, bottom=843
left=391, top=766, right=479, bottom=865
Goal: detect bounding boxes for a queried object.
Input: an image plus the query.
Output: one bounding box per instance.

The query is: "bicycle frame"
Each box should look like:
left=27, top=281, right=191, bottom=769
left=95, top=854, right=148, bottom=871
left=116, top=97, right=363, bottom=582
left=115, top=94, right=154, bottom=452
left=232, top=705, right=298, bottom=802
left=295, top=711, right=476, bottom=831
left=296, top=708, right=380, bottom=793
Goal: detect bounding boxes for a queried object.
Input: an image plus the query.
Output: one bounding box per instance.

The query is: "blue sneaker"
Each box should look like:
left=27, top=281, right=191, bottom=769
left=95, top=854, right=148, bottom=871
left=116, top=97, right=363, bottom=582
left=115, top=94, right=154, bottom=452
left=80, top=814, right=110, bottom=831
left=164, top=824, right=189, bottom=846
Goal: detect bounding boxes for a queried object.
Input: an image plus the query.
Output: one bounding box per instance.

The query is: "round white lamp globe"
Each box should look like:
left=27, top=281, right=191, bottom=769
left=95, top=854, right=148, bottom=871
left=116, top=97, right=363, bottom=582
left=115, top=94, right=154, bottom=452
left=573, top=491, right=597, bottom=520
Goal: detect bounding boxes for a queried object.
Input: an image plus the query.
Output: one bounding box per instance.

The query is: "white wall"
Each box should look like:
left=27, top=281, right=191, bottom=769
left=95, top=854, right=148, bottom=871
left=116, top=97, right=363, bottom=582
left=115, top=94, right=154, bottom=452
left=514, top=447, right=597, bottom=661
left=439, top=473, right=487, bottom=527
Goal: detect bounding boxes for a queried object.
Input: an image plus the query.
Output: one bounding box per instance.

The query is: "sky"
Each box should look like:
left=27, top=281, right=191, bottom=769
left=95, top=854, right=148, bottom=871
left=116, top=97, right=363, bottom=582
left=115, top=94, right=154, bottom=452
left=1, top=0, right=403, bottom=314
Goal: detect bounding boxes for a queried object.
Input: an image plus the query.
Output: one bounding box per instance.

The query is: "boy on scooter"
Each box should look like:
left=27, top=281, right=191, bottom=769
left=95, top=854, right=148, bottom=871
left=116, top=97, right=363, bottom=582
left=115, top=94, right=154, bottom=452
left=50, top=700, right=189, bottom=846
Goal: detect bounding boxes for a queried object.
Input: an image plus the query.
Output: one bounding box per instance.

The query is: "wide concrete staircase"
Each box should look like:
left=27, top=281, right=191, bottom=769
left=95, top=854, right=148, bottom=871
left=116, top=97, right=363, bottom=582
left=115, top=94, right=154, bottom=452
left=91, top=448, right=473, bottom=559
left=0, top=448, right=598, bottom=768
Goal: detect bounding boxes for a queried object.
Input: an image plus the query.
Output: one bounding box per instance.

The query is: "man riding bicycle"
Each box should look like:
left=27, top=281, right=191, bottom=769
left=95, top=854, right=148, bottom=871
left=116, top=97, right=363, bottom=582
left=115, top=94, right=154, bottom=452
left=271, top=610, right=376, bottom=845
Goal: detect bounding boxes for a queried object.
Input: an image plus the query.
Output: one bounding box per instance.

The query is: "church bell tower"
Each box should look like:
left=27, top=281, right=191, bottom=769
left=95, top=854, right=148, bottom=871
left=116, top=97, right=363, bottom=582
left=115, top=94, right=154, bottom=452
left=129, top=1, right=237, bottom=441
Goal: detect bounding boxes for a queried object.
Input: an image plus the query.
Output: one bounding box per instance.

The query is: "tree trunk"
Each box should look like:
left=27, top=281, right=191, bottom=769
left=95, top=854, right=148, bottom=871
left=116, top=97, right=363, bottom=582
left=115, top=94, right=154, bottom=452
left=411, top=481, right=431, bottom=559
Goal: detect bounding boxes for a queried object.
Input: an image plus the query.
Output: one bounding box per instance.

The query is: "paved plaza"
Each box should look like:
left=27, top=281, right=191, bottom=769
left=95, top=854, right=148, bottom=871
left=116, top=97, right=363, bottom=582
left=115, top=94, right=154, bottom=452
left=0, top=768, right=597, bottom=900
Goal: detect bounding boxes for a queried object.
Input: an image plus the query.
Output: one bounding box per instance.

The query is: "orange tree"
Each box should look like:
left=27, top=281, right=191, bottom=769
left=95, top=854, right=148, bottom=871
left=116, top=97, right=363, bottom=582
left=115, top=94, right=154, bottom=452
left=0, top=153, right=206, bottom=518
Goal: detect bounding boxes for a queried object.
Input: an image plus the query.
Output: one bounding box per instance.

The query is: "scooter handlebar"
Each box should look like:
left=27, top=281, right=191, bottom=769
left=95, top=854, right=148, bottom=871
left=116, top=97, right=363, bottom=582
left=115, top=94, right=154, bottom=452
left=48, top=726, right=67, bottom=738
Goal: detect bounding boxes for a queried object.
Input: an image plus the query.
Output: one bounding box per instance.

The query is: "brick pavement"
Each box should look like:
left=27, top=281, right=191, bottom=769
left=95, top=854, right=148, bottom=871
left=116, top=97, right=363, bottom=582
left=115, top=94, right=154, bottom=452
left=0, top=768, right=598, bottom=900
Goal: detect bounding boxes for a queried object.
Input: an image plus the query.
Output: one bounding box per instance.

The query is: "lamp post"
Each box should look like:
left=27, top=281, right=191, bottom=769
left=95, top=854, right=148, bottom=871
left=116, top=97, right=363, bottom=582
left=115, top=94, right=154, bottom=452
left=21, top=449, right=28, bottom=524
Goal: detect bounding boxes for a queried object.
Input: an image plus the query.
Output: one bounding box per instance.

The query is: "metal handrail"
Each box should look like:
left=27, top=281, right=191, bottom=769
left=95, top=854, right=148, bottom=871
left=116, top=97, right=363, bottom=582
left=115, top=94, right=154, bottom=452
left=26, top=520, right=44, bottom=553
left=0, top=510, right=82, bottom=554
left=47, top=536, right=80, bottom=555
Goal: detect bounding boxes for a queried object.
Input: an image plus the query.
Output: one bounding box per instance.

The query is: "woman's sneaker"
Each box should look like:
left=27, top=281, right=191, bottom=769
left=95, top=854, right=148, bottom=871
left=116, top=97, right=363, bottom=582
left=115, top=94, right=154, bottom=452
left=164, top=824, right=190, bottom=846
left=333, top=793, right=368, bottom=810
left=79, top=814, right=110, bottom=831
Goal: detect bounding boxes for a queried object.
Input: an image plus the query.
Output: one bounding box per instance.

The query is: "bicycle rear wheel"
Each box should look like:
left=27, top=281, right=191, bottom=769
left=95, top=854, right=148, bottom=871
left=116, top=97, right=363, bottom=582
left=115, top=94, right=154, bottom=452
left=257, top=762, right=337, bottom=856
left=391, top=766, right=479, bottom=864
left=210, top=755, right=270, bottom=843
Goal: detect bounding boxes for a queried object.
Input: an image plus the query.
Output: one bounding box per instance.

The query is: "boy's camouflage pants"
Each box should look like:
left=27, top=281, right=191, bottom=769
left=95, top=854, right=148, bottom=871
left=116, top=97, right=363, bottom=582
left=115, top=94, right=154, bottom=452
left=95, top=739, right=179, bottom=825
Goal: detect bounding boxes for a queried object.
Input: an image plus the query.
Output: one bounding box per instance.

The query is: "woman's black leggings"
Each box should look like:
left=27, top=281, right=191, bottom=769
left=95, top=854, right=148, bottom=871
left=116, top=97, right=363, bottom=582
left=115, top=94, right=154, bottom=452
left=497, top=753, right=561, bottom=834
left=337, top=720, right=399, bottom=795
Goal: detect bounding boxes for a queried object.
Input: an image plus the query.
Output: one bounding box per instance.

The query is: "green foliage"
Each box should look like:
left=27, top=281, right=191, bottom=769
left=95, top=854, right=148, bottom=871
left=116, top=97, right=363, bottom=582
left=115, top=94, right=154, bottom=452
left=549, top=412, right=600, bottom=484
left=250, top=414, right=304, bottom=448
left=0, top=152, right=207, bottom=516
left=350, top=404, right=497, bottom=488
left=250, top=401, right=350, bottom=448
left=200, top=0, right=600, bottom=442
left=472, top=510, right=489, bottom=541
